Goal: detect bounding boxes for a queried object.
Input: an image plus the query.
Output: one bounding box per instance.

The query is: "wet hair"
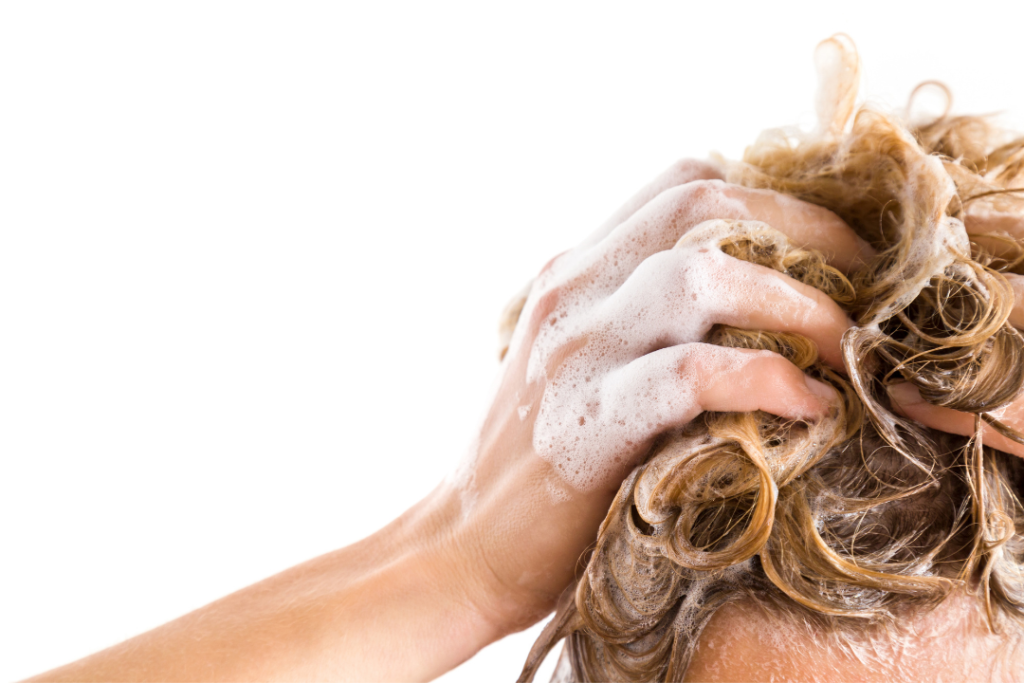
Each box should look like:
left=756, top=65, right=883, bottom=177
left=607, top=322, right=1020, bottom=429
left=515, top=35, right=1024, bottom=682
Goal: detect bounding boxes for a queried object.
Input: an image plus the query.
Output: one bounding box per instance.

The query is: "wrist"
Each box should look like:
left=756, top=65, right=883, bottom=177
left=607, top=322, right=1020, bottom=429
left=396, top=478, right=552, bottom=645
left=409, top=484, right=537, bottom=638
left=431, top=454, right=616, bottom=640
left=317, top=488, right=509, bottom=681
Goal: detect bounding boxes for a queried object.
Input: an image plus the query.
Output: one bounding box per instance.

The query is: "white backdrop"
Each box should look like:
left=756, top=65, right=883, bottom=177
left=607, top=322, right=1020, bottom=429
left=3, top=2, right=1024, bottom=681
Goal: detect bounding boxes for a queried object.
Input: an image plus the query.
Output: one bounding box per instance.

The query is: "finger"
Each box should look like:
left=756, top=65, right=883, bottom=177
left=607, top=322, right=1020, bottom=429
left=1005, top=273, right=1024, bottom=329
left=608, top=344, right=838, bottom=434
left=966, top=207, right=1024, bottom=240
left=571, top=181, right=874, bottom=298
left=965, top=208, right=1024, bottom=264
left=596, top=245, right=854, bottom=369
left=533, top=344, right=836, bottom=491
left=887, top=382, right=1024, bottom=459
left=575, top=159, right=725, bottom=252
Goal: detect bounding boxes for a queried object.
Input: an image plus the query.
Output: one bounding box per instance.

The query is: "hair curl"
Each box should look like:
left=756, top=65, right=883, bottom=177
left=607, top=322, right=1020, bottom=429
left=515, top=35, right=1024, bottom=682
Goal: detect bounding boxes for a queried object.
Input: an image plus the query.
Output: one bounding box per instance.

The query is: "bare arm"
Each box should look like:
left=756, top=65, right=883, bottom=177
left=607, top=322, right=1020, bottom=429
left=30, top=492, right=500, bottom=682
left=28, top=161, right=873, bottom=682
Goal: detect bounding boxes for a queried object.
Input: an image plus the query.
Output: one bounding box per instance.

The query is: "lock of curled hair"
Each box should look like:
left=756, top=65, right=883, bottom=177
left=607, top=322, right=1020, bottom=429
left=509, top=35, right=1024, bottom=683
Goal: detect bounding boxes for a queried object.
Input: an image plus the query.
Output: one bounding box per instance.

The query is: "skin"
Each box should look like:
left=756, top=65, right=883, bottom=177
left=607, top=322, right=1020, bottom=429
left=685, top=592, right=1023, bottom=683
left=26, top=160, right=1024, bottom=682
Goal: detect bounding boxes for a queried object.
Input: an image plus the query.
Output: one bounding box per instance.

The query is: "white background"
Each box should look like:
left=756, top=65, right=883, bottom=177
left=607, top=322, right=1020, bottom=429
left=3, top=2, right=1024, bottom=681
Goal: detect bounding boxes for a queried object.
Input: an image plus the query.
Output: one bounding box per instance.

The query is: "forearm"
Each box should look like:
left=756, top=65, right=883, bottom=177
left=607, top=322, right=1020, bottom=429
left=28, top=491, right=503, bottom=683
left=24, top=163, right=865, bottom=683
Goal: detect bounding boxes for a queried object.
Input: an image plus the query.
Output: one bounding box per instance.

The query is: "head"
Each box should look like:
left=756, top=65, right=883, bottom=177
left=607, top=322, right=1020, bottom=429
left=516, top=35, right=1024, bottom=682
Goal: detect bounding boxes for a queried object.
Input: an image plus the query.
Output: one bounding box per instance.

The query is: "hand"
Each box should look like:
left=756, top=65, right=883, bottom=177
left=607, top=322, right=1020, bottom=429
left=29, top=161, right=878, bottom=683
left=963, top=201, right=1024, bottom=265
left=445, top=159, right=876, bottom=638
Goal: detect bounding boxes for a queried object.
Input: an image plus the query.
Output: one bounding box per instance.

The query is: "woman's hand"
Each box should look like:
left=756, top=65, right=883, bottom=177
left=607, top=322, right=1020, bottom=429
left=444, top=159, right=875, bottom=644
left=31, top=160, right=876, bottom=683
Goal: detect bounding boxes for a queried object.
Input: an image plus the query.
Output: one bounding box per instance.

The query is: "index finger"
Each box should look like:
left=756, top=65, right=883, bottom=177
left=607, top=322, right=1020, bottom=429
left=562, top=180, right=875, bottom=302
left=574, top=158, right=726, bottom=253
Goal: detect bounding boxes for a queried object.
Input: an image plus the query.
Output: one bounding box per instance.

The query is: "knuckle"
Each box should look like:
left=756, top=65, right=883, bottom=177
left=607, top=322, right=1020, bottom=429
left=528, top=287, right=563, bottom=329
left=681, top=177, right=725, bottom=201
left=666, top=158, right=725, bottom=184
left=673, top=343, right=709, bottom=379
left=675, top=348, right=697, bottom=377
left=658, top=179, right=727, bottom=222
left=640, top=247, right=679, bottom=273
left=622, top=249, right=687, bottom=293
left=756, top=352, right=796, bottom=382
left=537, top=249, right=569, bottom=277
left=619, top=248, right=657, bottom=278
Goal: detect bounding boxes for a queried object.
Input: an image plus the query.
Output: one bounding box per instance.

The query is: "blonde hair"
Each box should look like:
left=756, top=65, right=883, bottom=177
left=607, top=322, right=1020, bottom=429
left=516, top=35, right=1024, bottom=682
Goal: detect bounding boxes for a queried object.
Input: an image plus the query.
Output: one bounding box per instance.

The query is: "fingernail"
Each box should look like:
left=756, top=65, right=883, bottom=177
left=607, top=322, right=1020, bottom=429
left=887, top=382, right=923, bottom=406
left=805, top=376, right=839, bottom=404
left=855, top=236, right=876, bottom=263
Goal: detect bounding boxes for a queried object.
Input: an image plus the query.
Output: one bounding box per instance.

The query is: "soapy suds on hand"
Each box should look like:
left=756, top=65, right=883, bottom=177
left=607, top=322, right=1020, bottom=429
left=520, top=219, right=822, bottom=491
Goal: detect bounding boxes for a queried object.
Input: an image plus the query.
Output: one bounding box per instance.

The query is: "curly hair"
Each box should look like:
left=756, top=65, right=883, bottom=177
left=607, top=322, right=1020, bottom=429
left=515, top=35, right=1024, bottom=682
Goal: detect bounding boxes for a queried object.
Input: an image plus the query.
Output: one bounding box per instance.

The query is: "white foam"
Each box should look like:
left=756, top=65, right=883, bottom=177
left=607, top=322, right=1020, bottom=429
left=862, top=132, right=970, bottom=325
left=520, top=219, right=820, bottom=491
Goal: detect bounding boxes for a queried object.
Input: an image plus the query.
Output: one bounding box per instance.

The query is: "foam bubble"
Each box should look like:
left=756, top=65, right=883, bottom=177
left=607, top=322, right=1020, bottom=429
left=523, top=220, right=817, bottom=491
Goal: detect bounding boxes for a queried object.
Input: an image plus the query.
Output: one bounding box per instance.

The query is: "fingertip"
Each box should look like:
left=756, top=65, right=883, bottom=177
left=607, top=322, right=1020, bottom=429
left=821, top=330, right=854, bottom=372
left=851, top=236, right=877, bottom=268
left=805, top=376, right=839, bottom=405
left=787, top=376, right=836, bottom=422
left=887, top=382, right=924, bottom=411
